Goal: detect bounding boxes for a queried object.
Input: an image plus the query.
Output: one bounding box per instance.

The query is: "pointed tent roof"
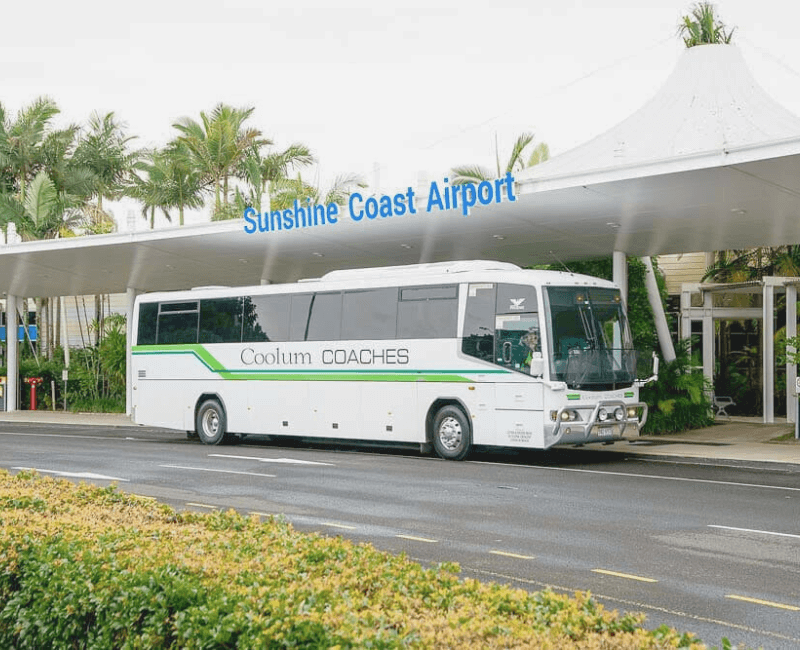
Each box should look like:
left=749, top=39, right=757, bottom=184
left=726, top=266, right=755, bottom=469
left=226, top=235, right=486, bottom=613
left=517, top=44, right=800, bottom=186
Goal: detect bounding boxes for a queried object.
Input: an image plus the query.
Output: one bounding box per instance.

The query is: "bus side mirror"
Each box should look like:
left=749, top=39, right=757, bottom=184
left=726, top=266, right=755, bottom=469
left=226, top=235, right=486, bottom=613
left=529, top=358, right=544, bottom=377
left=635, top=352, right=659, bottom=386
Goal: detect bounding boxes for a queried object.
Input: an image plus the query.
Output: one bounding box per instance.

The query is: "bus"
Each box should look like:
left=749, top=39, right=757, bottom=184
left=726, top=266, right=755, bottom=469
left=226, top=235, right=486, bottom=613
left=131, top=260, right=648, bottom=460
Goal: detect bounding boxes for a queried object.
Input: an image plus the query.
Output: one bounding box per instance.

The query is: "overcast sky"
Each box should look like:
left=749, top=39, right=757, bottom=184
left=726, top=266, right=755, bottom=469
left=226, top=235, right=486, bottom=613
left=3, top=0, right=799, bottom=229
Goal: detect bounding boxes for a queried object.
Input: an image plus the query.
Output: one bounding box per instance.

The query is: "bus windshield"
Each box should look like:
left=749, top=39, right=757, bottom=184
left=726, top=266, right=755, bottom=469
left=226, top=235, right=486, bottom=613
left=545, top=286, right=637, bottom=389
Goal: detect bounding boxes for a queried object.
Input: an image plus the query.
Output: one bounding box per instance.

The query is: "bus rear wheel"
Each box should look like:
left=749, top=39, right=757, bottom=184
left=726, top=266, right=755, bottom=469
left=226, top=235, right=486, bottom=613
left=196, top=399, right=227, bottom=445
left=432, top=405, right=471, bottom=461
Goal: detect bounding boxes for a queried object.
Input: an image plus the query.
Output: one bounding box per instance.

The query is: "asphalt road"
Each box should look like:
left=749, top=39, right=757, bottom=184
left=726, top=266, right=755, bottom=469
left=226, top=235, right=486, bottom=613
left=1, top=422, right=798, bottom=649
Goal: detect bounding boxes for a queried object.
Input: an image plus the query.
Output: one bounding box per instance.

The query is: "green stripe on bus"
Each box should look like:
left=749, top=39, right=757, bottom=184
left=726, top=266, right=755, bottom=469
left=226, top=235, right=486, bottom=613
left=567, top=393, right=581, bottom=400
left=625, top=391, right=634, bottom=398
left=131, top=344, right=509, bottom=383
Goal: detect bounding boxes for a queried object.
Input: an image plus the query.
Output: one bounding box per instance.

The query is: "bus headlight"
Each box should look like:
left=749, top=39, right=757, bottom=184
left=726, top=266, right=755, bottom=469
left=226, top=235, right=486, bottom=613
left=614, top=407, right=625, bottom=421
left=551, top=410, right=579, bottom=422
left=597, top=407, right=609, bottom=422
left=627, top=407, right=638, bottom=419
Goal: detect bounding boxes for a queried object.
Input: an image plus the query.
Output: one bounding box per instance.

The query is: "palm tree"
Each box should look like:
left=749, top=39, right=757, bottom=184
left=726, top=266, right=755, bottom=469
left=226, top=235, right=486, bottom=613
left=72, top=111, right=139, bottom=233
left=269, top=172, right=366, bottom=211
left=0, top=97, right=60, bottom=200
left=173, top=104, right=266, bottom=217
left=2, top=170, right=82, bottom=241
left=240, top=142, right=314, bottom=212
left=678, top=2, right=735, bottom=47
left=128, top=149, right=171, bottom=229
left=128, top=142, right=205, bottom=227
left=450, top=132, right=550, bottom=185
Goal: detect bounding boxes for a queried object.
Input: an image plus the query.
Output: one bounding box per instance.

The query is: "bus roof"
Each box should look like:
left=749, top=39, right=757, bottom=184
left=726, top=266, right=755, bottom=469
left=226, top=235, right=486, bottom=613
left=136, top=261, right=618, bottom=303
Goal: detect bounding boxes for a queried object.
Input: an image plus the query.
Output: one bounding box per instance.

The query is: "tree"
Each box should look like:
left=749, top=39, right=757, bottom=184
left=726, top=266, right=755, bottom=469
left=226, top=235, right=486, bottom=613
left=0, top=100, right=92, bottom=361
left=4, top=171, right=82, bottom=241
left=72, top=112, right=138, bottom=234
left=450, top=132, right=549, bottom=185
left=269, top=172, right=366, bottom=211
left=0, top=97, right=60, bottom=200
left=173, top=104, right=266, bottom=217
left=239, top=142, right=314, bottom=213
left=678, top=2, right=735, bottom=47
left=128, top=142, right=205, bottom=227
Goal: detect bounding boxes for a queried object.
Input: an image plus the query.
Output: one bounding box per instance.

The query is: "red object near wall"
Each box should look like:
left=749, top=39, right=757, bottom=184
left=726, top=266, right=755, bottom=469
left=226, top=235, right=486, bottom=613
left=23, top=377, right=44, bottom=411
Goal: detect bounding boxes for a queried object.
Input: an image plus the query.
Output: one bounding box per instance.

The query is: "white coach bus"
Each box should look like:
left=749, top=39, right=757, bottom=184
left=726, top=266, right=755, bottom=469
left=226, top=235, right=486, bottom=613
left=131, top=261, right=647, bottom=460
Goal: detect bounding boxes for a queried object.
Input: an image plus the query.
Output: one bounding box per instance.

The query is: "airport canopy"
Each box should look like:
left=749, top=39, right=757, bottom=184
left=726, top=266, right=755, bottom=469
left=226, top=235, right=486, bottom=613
left=2, top=43, right=800, bottom=301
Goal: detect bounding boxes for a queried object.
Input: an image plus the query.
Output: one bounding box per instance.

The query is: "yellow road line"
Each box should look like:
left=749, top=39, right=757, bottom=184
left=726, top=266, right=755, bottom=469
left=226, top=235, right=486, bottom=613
left=592, top=569, right=658, bottom=583
left=186, top=502, right=218, bottom=510
left=396, top=534, right=438, bottom=543
left=726, top=595, right=800, bottom=611
left=323, top=522, right=357, bottom=530
left=490, top=550, right=535, bottom=560
left=248, top=511, right=276, bottom=518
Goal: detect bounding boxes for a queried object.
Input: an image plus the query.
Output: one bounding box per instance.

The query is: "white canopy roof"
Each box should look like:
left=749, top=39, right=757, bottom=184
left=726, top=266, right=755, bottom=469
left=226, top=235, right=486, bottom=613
left=2, top=44, right=800, bottom=298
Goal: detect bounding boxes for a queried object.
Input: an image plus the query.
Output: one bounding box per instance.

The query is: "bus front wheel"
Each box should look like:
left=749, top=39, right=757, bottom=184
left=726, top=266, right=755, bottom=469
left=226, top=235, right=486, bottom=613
left=196, top=399, right=227, bottom=445
left=432, top=405, right=471, bottom=461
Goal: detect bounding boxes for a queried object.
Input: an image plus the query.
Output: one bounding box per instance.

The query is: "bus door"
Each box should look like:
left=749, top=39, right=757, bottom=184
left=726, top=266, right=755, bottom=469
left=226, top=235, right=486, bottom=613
left=491, top=285, right=545, bottom=446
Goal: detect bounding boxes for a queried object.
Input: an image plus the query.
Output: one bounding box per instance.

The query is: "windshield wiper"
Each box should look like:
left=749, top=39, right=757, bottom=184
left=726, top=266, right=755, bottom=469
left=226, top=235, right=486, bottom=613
left=577, top=306, right=598, bottom=350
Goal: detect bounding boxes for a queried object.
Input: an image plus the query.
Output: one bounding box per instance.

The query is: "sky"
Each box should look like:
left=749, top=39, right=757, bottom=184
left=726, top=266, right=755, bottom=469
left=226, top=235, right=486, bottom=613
left=3, top=0, right=800, bottom=230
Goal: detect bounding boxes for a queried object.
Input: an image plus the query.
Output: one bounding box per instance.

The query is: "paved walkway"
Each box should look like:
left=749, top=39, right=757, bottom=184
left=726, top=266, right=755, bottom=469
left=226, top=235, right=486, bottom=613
left=0, top=411, right=798, bottom=466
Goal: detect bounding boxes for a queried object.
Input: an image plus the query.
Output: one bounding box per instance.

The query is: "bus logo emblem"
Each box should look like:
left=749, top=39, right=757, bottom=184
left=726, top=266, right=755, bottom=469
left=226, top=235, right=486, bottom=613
left=509, top=298, right=525, bottom=310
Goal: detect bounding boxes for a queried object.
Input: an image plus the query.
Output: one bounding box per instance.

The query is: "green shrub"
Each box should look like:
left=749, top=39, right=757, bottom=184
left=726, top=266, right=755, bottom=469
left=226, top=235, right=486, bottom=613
left=0, top=471, right=706, bottom=649
left=641, top=341, right=714, bottom=434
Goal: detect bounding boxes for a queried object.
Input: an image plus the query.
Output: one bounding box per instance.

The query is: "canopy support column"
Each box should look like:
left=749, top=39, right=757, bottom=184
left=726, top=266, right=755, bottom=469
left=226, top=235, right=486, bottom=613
left=126, top=288, right=140, bottom=417
left=702, top=290, right=714, bottom=399
left=5, top=295, right=18, bottom=412
left=786, top=284, right=797, bottom=424
left=613, top=251, right=628, bottom=305
left=642, top=256, right=676, bottom=362
left=763, top=282, right=775, bottom=423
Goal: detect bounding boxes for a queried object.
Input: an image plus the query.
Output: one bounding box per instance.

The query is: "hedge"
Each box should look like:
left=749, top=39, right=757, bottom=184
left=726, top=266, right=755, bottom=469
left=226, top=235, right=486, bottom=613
left=0, top=471, right=705, bottom=649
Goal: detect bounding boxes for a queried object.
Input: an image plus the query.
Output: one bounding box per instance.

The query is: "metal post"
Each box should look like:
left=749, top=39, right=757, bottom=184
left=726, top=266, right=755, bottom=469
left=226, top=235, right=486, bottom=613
left=612, top=251, right=628, bottom=306
left=763, top=282, right=775, bottom=424
left=786, top=284, right=797, bottom=424
left=5, top=294, right=18, bottom=412
left=642, top=256, right=676, bottom=362
left=126, top=287, right=139, bottom=416
left=702, top=290, right=714, bottom=399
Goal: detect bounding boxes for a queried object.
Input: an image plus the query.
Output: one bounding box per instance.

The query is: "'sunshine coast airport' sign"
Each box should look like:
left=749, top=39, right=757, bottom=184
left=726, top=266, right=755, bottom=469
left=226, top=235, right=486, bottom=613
left=243, top=172, right=517, bottom=235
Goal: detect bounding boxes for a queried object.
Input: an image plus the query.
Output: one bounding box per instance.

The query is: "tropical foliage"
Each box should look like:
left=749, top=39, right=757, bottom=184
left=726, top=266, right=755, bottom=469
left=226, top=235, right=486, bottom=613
left=0, top=314, right=127, bottom=412
left=0, top=471, right=705, bottom=648
left=269, top=172, right=367, bottom=211
left=450, top=132, right=549, bottom=185
left=678, top=2, right=735, bottom=47
left=640, top=340, right=714, bottom=433
left=704, top=246, right=800, bottom=282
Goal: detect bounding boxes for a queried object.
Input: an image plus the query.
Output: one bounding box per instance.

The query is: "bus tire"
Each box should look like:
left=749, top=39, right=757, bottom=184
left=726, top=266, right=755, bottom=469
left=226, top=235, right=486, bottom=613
left=196, top=398, right=227, bottom=445
left=432, top=405, right=471, bottom=461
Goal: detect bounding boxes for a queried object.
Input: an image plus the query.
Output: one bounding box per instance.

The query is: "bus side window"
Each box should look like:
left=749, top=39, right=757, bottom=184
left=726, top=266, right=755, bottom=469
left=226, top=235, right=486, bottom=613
left=495, top=315, right=540, bottom=373
left=289, top=294, right=313, bottom=342
left=137, top=303, right=158, bottom=345
left=462, top=284, right=496, bottom=362
left=158, top=314, right=198, bottom=344
left=243, top=295, right=291, bottom=342
left=398, top=285, right=458, bottom=339
left=342, top=288, right=398, bottom=340
left=199, top=298, right=244, bottom=344
left=306, top=292, right=342, bottom=341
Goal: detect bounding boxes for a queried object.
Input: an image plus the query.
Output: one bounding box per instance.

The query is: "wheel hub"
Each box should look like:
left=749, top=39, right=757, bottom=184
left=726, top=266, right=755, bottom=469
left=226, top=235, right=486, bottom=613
left=438, top=416, right=462, bottom=450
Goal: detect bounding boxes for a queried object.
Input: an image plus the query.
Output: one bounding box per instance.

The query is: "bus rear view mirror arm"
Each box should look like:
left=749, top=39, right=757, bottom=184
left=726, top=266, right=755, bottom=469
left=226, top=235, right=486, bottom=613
left=635, top=352, right=660, bottom=387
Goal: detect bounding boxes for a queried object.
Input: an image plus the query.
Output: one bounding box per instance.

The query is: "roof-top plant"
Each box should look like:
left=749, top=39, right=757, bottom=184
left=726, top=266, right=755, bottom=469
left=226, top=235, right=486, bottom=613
left=678, top=2, right=735, bottom=47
